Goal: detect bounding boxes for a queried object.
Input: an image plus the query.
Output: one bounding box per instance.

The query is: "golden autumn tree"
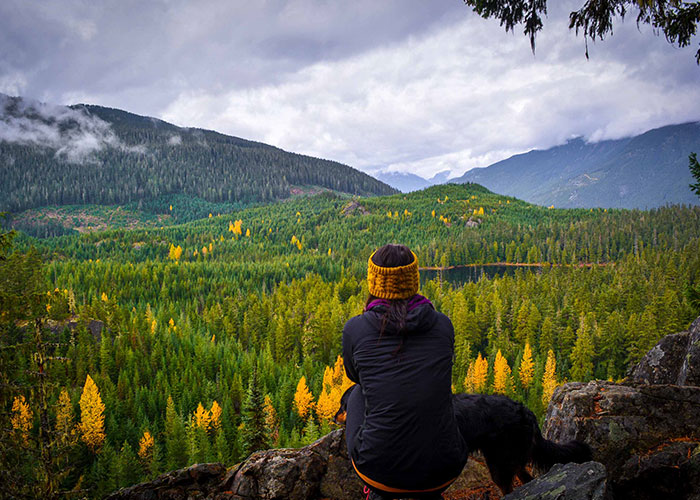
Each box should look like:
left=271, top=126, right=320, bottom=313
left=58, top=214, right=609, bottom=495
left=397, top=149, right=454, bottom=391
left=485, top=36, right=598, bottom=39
left=210, top=401, right=222, bottom=431
left=138, top=430, right=155, bottom=460
left=168, top=243, right=183, bottom=261
left=193, top=403, right=211, bottom=431
left=316, top=387, right=336, bottom=423
left=465, top=353, right=489, bottom=393
left=542, top=349, right=558, bottom=407
left=492, top=350, right=512, bottom=394
left=294, top=376, right=314, bottom=420
left=11, top=395, right=33, bottom=445
left=263, top=395, right=279, bottom=445
left=518, top=343, right=535, bottom=389
left=78, top=374, right=105, bottom=452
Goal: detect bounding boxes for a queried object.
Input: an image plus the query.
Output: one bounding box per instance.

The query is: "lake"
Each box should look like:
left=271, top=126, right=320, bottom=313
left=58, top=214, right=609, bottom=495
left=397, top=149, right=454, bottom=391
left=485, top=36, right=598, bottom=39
left=420, top=264, right=547, bottom=287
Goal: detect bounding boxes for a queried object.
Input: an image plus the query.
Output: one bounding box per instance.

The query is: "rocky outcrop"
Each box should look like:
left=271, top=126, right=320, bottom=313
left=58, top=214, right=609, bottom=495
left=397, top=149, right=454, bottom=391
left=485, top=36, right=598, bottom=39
left=107, top=430, right=504, bottom=500
left=628, top=316, right=700, bottom=386
left=544, top=315, right=700, bottom=500
left=341, top=200, right=369, bottom=216
left=503, top=462, right=610, bottom=500
left=106, top=462, right=227, bottom=499
left=544, top=381, right=700, bottom=499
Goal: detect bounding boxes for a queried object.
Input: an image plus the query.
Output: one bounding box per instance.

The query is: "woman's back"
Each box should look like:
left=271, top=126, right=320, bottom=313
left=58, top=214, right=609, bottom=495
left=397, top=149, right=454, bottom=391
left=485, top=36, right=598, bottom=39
left=343, top=302, right=468, bottom=491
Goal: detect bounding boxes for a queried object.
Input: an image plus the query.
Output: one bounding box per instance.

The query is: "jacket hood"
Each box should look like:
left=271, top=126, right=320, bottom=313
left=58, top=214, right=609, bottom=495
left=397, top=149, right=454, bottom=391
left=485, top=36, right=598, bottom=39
left=363, top=302, right=439, bottom=335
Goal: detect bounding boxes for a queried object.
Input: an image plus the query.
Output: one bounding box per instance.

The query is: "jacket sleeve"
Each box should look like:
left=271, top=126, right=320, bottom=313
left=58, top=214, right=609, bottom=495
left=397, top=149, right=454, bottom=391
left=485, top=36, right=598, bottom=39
left=342, top=319, right=360, bottom=384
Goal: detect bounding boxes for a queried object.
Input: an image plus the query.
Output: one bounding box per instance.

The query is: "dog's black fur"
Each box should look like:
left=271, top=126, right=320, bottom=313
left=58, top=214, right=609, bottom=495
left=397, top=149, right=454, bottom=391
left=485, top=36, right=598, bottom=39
left=336, top=389, right=592, bottom=494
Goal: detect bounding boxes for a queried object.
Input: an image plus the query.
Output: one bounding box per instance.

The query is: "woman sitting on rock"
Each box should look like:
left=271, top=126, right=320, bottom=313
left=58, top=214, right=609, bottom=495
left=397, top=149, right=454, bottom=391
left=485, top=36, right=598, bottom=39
left=342, top=244, right=469, bottom=499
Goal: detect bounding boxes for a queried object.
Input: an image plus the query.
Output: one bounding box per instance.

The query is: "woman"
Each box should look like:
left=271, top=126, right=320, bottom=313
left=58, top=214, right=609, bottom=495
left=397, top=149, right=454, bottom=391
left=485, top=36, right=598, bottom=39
left=342, top=244, right=469, bottom=499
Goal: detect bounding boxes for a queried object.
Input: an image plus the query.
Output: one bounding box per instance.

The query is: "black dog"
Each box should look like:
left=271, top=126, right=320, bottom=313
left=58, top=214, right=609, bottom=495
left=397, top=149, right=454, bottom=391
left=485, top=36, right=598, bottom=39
left=335, top=388, right=591, bottom=494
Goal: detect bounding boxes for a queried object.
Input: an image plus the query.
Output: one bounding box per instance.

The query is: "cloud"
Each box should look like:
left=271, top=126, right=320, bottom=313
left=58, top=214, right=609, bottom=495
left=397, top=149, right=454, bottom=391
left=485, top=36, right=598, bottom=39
left=0, top=94, right=142, bottom=162
left=162, top=6, right=700, bottom=178
left=2, top=0, right=698, bottom=177
left=167, top=134, right=182, bottom=146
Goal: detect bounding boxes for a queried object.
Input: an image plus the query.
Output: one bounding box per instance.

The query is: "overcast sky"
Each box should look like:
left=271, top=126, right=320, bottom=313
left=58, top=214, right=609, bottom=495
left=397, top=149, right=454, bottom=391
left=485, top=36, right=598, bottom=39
left=1, top=0, right=699, bottom=178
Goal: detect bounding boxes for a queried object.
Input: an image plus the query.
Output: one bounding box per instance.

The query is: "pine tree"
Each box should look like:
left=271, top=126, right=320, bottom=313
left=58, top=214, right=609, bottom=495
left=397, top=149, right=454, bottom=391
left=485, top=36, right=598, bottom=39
left=55, top=388, right=75, bottom=445
left=115, top=440, right=140, bottom=489
left=570, top=315, right=595, bottom=381
left=241, top=366, right=268, bottom=456
left=78, top=374, right=105, bottom=452
left=164, top=396, right=188, bottom=469
left=542, top=350, right=558, bottom=407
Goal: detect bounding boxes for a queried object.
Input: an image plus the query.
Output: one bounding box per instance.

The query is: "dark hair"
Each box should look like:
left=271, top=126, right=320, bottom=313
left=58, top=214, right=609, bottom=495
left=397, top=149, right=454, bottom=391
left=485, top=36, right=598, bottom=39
left=365, top=244, right=416, bottom=342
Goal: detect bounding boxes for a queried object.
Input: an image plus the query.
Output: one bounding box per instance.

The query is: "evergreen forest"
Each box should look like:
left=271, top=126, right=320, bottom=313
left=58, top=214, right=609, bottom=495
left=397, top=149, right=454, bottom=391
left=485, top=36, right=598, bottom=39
left=2, top=182, right=700, bottom=498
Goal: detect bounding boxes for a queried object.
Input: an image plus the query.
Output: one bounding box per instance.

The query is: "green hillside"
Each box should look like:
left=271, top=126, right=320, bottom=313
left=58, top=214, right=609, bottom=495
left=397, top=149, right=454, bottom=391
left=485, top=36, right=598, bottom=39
left=3, top=183, right=700, bottom=497
left=0, top=94, right=396, bottom=216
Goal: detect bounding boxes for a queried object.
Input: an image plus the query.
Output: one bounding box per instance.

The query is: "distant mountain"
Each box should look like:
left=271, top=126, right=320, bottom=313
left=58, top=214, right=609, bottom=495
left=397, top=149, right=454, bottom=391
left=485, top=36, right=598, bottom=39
left=0, top=94, right=396, bottom=213
left=427, top=170, right=452, bottom=185
left=374, top=171, right=431, bottom=192
left=454, top=122, right=700, bottom=209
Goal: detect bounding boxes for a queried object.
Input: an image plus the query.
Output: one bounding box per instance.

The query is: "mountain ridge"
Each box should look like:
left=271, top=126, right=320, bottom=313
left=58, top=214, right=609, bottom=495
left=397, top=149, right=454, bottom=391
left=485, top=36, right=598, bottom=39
left=453, top=122, right=700, bottom=209
left=0, top=93, right=396, bottom=213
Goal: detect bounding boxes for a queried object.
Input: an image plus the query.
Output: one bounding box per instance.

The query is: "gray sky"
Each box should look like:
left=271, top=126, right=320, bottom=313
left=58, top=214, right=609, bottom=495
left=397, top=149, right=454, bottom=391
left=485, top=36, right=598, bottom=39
left=1, top=0, right=699, bottom=178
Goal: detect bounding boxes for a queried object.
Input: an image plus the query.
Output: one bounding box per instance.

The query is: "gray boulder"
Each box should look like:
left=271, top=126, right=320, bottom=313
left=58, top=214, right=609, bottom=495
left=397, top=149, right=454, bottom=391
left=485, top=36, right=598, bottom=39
left=503, top=461, right=609, bottom=500
left=543, top=381, right=700, bottom=499
left=628, top=316, right=700, bottom=386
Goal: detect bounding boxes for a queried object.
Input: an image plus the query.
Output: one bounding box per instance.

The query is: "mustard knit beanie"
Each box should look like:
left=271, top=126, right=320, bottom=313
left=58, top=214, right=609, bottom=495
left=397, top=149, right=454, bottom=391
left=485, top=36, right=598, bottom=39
left=367, top=249, right=420, bottom=300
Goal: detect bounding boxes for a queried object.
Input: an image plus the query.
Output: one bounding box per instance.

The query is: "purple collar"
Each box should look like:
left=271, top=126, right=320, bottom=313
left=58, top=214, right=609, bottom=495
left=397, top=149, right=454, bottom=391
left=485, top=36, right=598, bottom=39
left=364, top=294, right=433, bottom=313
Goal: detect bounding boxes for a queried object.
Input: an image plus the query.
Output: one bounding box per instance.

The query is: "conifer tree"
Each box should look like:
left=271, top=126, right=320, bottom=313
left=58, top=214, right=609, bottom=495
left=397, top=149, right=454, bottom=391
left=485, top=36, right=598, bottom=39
left=570, top=315, right=595, bottom=381
left=210, top=401, right=222, bottom=432
left=518, top=343, right=534, bottom=390
left=293, top=376, right=314, bottom=420
left=493, top=350, right=512, bottom=394
left=78, top=374, right=105, bottom=453
left=115, top=440, right=140, bottom=489
left=241, top=366, right=268, bottom=456
left=55, top=388, right=75, bottom=445
left=164, top=396, right=188, bottom=469
left=263, top=395, right=279, bottom=446
left=542, top=350, right=558, bottom=407
left=11, top=395, right=33, bottom=445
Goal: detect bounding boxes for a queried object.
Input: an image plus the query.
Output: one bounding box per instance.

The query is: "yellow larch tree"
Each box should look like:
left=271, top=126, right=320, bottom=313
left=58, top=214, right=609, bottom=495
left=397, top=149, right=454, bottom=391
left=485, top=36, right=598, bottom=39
left=315, top=387, right=336, bottom=423
left=518, top=343, right=535, bottom=389
left=210, top=401, right=222, bottom=431
left=168, top=244, right=183, bottom=261
left=263, top=395, right=279, bottom=445
left=193, top=403, right=211, bottom=431
left=465, top=353, right=489, bottom=393
left=11, top=395, right=33, bottom=445
left=293, top=376, right=314, bottom=420
left=138, top=430, right=155, bottom=460
left=322, top=365, right=334, bottom=392
left=542, top=350, right=558, bottom=407
left=55, top=388, right=74, bottom=442
left=492, top=350, right=512, bottom=394
left=78, top=374, right=106, bottom=452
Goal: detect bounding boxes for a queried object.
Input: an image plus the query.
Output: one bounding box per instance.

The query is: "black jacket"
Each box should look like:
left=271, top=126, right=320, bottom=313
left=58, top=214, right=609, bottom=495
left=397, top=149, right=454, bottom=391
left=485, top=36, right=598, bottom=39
left=342, top=303, right=469, bottom=491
